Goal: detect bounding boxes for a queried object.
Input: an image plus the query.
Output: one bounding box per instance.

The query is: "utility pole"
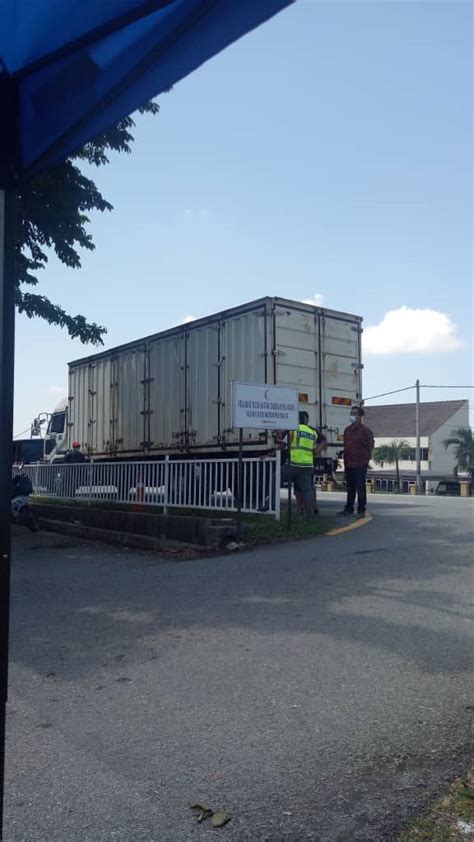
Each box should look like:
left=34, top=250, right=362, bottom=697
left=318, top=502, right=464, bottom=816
left=415, top=379, right=422, bottom=494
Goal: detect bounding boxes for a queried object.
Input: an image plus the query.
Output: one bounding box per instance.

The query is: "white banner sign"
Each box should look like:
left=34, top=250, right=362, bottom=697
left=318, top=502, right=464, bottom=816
left=233, top=382, right=299, bottom=430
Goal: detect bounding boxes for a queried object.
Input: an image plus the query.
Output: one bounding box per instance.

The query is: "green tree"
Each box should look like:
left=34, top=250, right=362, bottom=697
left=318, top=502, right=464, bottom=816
left=442, top=427, right=474, bottom=476
left=16, top=101, right=160, bottom=346
left=372, top=439, right=411, bottom=492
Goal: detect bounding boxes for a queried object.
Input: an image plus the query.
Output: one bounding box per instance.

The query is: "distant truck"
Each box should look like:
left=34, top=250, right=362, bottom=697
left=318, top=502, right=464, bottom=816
left=42, top=296, right=364, bottom=476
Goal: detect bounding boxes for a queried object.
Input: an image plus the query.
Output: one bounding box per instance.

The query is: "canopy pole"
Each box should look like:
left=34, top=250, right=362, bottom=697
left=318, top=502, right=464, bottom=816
left=0, top=187, right=16, bottom=841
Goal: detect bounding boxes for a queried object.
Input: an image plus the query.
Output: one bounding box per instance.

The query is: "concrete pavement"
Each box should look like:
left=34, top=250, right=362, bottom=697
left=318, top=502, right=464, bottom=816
left=4, top=494, right=474, bottom=841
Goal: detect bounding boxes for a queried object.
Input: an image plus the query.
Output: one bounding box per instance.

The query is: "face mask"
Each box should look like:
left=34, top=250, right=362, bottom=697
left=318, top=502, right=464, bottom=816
left=349, top=414, right=357, bottom=424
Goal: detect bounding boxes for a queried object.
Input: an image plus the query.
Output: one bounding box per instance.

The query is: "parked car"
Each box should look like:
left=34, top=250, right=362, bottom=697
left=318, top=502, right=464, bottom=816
left=435, top=480, right=471, bottom=497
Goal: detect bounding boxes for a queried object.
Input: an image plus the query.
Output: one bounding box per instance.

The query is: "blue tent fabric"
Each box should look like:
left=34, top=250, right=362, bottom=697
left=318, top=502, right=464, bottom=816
left=0, top=0, right=294, bottom=179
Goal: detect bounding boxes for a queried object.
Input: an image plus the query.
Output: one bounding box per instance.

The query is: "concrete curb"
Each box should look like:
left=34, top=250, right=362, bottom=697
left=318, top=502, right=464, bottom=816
left=38, top=518, right=205, bottom=556
left=32, top=502, right=238, bottom=549
left=326, top=513, right=373, bottom=537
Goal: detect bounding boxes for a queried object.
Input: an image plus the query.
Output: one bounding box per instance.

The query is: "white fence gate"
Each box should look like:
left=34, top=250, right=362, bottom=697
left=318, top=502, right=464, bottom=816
left=15, top=455, right=281, bottom=519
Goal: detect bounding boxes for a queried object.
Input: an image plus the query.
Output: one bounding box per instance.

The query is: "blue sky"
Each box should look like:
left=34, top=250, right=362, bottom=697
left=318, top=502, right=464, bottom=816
left=14, top=0, right=472, bottom=435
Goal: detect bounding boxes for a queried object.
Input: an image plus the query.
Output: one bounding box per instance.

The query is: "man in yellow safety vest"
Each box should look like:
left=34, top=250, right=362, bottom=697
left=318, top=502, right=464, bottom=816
left=280, top=411, right=326, bottom=518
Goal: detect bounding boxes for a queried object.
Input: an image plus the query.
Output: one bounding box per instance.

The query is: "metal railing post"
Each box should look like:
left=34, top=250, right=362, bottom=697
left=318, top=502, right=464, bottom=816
left=164, top=455, right=169, bottom=515
left=88, top=460, right=93, bottom=506
left=237, top=430, right=243, bottom=536
left=287, top=430, right=292, bottom=530
left=274, top=451, right=281, bottom=521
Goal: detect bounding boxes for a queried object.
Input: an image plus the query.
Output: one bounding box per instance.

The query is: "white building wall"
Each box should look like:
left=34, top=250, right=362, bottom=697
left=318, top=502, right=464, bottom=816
left=430, top=403, right=470, bottom=474
left=370, top=402, right=470, bottom=475
left=371, top=436, right=430, bottom=472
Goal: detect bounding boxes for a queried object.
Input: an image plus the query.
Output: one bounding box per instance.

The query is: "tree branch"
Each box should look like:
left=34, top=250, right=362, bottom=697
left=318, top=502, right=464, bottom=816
left=16, top=291, right=106, bottom=346
left=16, top=99, right=160, bottom=344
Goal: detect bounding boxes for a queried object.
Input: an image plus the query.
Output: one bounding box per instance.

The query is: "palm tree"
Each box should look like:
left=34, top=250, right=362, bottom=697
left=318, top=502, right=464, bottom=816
left=442, top=427, right=474, bottom=476
left=372, top=439, right=411, bottom=492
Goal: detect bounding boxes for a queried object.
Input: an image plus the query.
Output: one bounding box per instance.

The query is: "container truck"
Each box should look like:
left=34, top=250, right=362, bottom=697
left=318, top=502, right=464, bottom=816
left=43, top=296, right=363, bottom=473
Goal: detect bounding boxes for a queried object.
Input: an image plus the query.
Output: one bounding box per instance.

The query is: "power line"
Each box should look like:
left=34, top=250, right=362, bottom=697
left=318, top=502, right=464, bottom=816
left=363, top=385, right=415, bottom=402
left=364, top=384, right=474, bottom=402
left=13, top=427, right=31, bottom=440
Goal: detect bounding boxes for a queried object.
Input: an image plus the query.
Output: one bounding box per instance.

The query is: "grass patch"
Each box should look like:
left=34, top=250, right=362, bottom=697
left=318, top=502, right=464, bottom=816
left=243, top=513, right=332, bottom=545
left=32, top=497, right=308, bottom=523
left=33, top=497, right=240, bottom=520
left=398, top=772, right=474, bottom=841
left=32, top=498, right=333, bottom=546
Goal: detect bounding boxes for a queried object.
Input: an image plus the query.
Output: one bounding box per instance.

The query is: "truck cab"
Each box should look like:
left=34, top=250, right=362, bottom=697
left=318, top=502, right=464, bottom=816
left=43, top=399, right=69, bottom=462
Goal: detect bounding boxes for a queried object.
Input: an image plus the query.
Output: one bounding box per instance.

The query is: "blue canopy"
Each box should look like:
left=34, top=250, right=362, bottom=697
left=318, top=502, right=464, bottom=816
left=0, top=0, right=294, bottom=181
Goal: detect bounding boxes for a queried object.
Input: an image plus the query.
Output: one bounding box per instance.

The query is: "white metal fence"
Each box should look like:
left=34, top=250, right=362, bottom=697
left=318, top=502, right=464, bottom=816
left=15, top=455, right=281, bottom=519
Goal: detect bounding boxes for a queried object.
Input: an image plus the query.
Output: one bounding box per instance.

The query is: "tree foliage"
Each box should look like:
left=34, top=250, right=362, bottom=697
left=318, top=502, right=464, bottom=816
left=16, top=101, right=160, bottom=346
left=372, top=439, right=411, bottom=491
left=442, top=427, right=474, bottom=475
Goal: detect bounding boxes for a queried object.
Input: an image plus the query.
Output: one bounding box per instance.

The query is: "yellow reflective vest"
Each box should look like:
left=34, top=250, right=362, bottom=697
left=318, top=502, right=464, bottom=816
left=290, top=424, right=318, bottom=466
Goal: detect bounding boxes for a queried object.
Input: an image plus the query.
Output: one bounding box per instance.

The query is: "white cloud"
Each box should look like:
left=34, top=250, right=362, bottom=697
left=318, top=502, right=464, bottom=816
left=302, top=293, right=325, bottom=307
left=48, top=384, right=65, bottom=396
left=170, top=315, right=201, bottom=328
left=363, top=306, right=463, bottom=355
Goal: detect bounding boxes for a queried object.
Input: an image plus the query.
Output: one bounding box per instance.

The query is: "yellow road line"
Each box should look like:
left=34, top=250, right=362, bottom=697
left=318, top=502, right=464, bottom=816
left=326, top=513, right=373, bottom=537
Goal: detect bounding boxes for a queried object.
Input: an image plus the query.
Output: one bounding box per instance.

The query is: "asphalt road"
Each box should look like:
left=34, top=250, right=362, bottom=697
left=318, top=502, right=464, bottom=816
left=4, top=494, right=474, bottom=841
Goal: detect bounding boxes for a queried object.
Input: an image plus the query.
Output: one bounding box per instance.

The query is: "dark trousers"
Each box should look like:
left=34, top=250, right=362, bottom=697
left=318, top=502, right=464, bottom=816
left=345, top=466, right=367, bottom=514
left=282, top=464, right=316, bottom=517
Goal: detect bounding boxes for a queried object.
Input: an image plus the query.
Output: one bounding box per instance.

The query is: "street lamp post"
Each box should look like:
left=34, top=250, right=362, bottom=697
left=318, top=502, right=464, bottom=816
left=415, top=379, right=422, bottom=494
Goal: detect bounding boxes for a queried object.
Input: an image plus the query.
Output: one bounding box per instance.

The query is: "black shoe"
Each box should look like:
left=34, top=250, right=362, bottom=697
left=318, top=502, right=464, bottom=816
left=338, top=509, right=353, bottom=516
left=356, top=512, right=366, bottom=520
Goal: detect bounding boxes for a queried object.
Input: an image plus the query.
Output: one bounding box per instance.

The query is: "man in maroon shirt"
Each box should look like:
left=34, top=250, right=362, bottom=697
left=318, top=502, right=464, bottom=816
left=340, top=406, right=374, bottom=518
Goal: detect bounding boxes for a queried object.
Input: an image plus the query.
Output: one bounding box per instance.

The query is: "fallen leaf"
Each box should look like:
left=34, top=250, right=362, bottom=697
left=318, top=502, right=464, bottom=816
left=211, top=811, right=232, bottom=827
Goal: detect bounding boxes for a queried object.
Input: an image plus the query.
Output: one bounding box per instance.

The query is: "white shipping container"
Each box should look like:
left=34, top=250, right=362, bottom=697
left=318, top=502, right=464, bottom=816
left=68, top=297, right=362, bottom=459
